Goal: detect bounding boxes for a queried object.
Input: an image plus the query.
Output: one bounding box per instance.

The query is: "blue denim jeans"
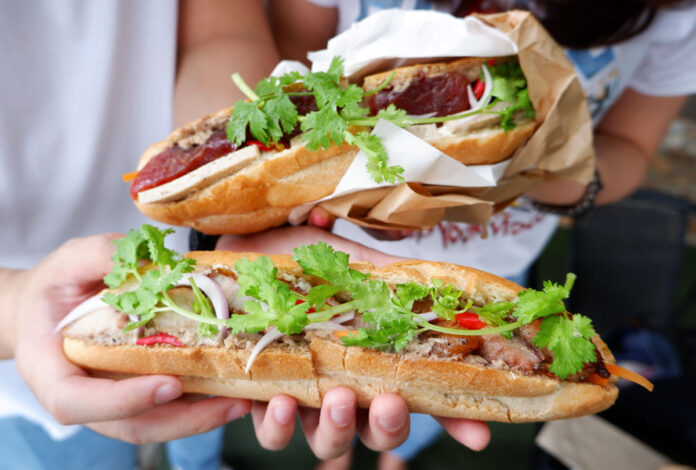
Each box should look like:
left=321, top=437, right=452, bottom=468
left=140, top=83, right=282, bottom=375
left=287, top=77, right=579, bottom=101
left=0, top=416, right=225, bottom=470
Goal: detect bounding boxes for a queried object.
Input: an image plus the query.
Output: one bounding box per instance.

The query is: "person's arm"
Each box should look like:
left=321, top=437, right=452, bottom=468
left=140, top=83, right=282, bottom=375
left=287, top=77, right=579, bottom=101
left=174, top=0, right=281, bottom=127
left=526, top=89, right=688, bottom=206
left=4, top=234, right=251, bottom=443
left=267, top=0, right=338, bottom=64
left=0, top=268, right=27, bottom=359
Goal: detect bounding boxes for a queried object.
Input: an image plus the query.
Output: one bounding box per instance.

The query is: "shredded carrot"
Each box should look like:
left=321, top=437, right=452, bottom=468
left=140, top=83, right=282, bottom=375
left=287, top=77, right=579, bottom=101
left=586, top=373, right=610, bottom=386
left=334, top=330, right=358, bottom=339
left=605, top=363, right=654, bottom=391
left=122, top=171, right=138, bottom=182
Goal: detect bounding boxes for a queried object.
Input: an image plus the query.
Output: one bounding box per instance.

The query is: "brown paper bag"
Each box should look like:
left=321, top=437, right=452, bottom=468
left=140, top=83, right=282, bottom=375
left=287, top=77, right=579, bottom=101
left=317, top=10, right=594, bottom=231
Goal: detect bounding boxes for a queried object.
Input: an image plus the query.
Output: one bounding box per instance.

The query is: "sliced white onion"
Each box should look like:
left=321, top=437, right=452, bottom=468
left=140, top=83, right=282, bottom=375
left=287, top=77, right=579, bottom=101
left=177, top=273, right=229, bottom=338
left=245, top=327, right=284, bottom=373
left=478, top=64, right=493, bottom=108
left=244, top=308, right=354, bottom=372
left=55, top=294, right=110, bottom=332
left=303, top=321, right=345, bottom=331
left=416, top=312, right=438, bottom=322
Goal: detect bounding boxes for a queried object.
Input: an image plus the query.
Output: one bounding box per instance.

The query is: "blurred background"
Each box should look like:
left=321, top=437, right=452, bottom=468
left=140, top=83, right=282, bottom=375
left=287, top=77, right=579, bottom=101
left=153, top=96, right=696, bottom=470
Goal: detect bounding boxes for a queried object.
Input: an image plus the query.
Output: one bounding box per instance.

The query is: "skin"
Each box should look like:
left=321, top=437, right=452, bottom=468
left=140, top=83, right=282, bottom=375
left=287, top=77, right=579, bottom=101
left=268, top=0, right=688, bottom=216
left=0, top=234, right=251, bottom=444
left=0, top=0, right=489, bottom=456
left=1, top=0, right=683, bottom=461
left=216, top=226, right=491, bottom=458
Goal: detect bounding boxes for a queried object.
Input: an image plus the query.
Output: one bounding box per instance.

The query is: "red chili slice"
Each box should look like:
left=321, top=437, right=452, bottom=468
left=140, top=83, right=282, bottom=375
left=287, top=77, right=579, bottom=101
left=454, top=312, right=487, bottom=330
left=136, top=333, right=185, bottom=347
left=473, top=79, right=485, bottom=100
left=295, top=298, right=316, bottom=313
left=246, top=140, right=276, bottom=152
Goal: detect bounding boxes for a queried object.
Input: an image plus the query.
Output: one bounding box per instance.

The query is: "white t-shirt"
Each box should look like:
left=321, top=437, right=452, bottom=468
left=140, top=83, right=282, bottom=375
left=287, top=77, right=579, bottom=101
left=307, top=0, right=696, bottom=276
left=0, top=0, right=184, bottom=439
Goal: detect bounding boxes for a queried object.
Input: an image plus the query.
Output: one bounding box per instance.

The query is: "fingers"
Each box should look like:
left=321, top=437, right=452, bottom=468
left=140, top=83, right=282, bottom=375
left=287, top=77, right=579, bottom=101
left=307, top=207, right=335, bottom=230
left=46, top=373, right=185, bottom=425
left=299, top=387, right=357, bottom=460
left=87, top=396, right=251, bottom=444
left=435, top=417, right=490, bottom=451
left=356, top=393, right=410, bottom=452
left=361, top=227, right=414, bottom=241
left=216, top=226, right=403, bottom=265
left=251, top=395, right=298, bottom=450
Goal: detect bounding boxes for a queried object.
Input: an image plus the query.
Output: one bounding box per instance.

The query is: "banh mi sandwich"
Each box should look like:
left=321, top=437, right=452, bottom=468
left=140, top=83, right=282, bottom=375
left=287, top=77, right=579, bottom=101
left=59, top=226, right=651, bottom=422
left=126, top=56, right=537, bottom=235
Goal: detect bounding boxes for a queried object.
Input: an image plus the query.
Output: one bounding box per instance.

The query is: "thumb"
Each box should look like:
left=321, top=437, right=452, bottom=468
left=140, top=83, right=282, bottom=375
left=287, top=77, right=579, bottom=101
left=42, top=233, right=121, bottom=288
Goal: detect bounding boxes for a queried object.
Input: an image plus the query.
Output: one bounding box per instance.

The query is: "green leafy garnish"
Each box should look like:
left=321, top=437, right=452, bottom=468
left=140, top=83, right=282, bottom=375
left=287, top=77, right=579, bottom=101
left=103, top=225, right=598, bottom=380
left=230, top=256, right=310, bottom=335
left=534, top=314, right=597, bottom=379
left=227, top=56, right=534, bottom=184
left=487, top=58, right=536, bottom=131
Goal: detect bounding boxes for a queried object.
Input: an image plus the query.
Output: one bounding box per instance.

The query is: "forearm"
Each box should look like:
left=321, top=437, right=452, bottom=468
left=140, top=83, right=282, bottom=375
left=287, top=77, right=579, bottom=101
left=526, top=89, right=687, bottom=208
left=0, top=268, right=26, bottom=359
left=174, top=35, right=280, bottom=127
left=525, top=131, right=650, bottom=206
left=174, top=0, right=281, bottom=127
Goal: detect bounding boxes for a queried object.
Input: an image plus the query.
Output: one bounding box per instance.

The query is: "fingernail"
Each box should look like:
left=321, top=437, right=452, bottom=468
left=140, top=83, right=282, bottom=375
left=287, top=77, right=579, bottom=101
left=329, top=404, right=354, bottom=427
left=273, top=405, right=294, bottom=425
left=154, top=384, right=180, bottom=405
left=310, top=213, right=331, bottom=227
left=377, top=411, right=407, bottom=433
left=227, top=403, right=250, bottom=422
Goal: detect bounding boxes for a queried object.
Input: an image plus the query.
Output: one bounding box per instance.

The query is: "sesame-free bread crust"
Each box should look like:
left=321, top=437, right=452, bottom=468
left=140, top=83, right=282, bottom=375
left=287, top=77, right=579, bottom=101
left=62, top=252, right=617, bottom=422
left=132, top=58, right=536, bottom=234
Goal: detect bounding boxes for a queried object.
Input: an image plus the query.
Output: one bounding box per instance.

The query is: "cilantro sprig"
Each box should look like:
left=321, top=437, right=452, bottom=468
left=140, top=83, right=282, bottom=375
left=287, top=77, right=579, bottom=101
left=227, top=56, right=533, bottom=184
left=102, top=225, right=225, bottom=338
left=103, top=226, right=596, bottom=380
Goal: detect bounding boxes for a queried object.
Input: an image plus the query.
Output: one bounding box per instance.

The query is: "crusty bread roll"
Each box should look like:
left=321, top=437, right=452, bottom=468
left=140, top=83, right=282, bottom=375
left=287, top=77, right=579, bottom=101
left=131, top=58, right=536, bottom=235
left=62, top=251, right=618, bottom=422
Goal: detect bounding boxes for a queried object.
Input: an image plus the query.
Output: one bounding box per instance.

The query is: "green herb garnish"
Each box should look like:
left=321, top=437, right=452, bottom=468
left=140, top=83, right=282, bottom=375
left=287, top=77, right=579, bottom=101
left=104, top=226, right=597, bottom=380
left=227, top=56, right=534, bottom=184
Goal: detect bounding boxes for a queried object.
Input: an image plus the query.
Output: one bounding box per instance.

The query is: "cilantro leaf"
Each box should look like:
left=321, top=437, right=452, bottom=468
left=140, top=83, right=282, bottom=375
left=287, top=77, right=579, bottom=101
left=476, top=301, right=514, bottom=327
left=293, top=242, right=368, bottom=291
left=301, top=107, right=348, bottom=150
left=348, top=131, right=404, bottom=184
left=533, top=314, right=596, bottom=379
left=342, top=325, right=417, bottom=352
left=226, top=100, right=268, bottom=146
left=429, top=280, right=464, bottom=321
left=394, top=282, right=430, bottom=310
left=232, top=256, right=309, bottom=335
left=513, top=273, right=576, bottom=324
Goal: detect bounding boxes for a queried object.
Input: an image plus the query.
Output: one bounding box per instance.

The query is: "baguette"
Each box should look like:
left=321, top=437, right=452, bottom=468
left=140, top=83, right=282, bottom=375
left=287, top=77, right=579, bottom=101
left=130, top=57, right=536, bottom=235
left=62, top=249, right=618, bottom=423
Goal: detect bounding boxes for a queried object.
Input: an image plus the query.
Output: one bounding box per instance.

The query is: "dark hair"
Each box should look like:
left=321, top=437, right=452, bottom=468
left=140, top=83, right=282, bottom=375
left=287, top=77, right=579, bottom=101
left=447, top=0, right=695, bottom=48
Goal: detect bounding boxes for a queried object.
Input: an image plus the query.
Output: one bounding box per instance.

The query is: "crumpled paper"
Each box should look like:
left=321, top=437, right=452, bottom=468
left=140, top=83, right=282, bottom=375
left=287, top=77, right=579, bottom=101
left=287, top=9, right=594, bottom=230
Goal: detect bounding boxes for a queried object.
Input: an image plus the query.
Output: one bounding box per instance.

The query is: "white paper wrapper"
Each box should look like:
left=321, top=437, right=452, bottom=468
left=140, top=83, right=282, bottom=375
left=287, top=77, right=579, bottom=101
left=283, top=11, right=525, bottom=224
left=309, top=9, right=518, bottom=80
left=277, top=10, right=594, bottom=231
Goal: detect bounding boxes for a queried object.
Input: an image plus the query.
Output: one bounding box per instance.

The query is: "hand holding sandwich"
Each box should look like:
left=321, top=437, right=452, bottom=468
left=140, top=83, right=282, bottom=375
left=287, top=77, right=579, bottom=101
left=0, top=230, right=490, bottom=455
left=217, top=226, right=491, bottom=455
left=1, top=234, right=251, bottom=444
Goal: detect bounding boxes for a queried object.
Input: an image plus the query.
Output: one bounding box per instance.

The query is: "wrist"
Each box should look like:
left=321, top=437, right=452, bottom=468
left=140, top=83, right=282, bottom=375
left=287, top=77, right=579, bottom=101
left=0, top=268, right=28, bottom=358
left=529, top=170, right=603, bottom=217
